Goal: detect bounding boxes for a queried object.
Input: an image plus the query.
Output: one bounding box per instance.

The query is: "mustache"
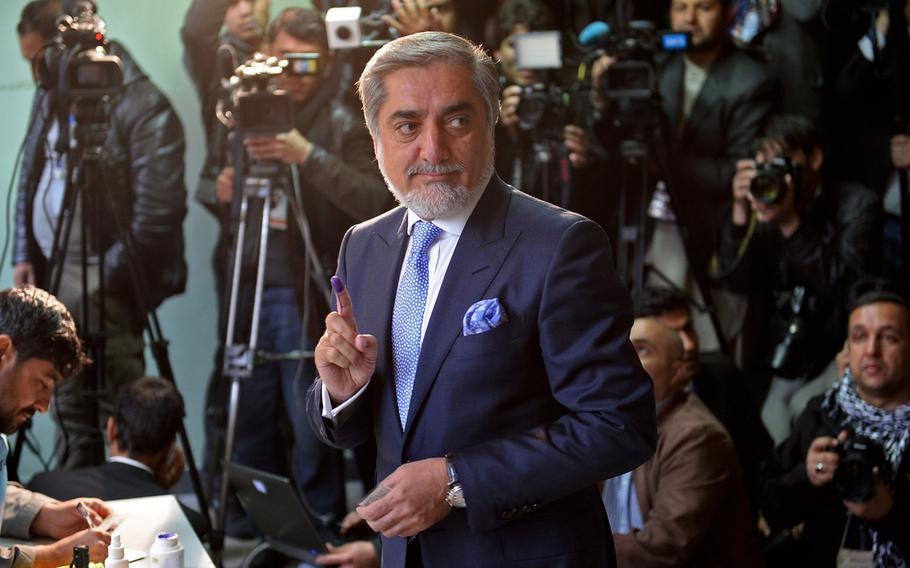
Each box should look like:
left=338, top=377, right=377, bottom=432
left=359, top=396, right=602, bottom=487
left=407, top=162, right=466, bottom=177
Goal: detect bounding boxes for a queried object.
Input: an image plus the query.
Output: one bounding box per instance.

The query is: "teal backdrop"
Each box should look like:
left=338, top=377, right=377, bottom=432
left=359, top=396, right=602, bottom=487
left=0, top=0, right=312, bottom=482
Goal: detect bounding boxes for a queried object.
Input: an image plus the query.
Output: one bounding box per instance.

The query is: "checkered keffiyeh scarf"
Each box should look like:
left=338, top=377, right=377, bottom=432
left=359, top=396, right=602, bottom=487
left=822, top=372, right=910, bottom=567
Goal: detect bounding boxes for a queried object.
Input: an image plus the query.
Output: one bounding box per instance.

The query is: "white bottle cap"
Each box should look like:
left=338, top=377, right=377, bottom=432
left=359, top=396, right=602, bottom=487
left=109, top=532, right=124, bottom=559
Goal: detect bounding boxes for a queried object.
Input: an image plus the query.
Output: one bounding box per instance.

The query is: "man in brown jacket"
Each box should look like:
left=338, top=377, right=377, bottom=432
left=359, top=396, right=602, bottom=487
left=604, top=317, right=760, bottom=567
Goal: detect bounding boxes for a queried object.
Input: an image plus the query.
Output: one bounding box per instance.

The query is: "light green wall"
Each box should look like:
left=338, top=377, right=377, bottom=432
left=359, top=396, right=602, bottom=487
left=0, top=0, right=311, bottom=482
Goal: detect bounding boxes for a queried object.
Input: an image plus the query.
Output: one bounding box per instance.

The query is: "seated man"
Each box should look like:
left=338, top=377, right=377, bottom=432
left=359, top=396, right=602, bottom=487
left=28, top=376, right=207, bottom=536
left=761, top=281, right=910, bottom=565
left=0, top=286, right=111, bottom=567
left=634, top=286, right=772, bottom=508
left=605, top=316, right=758, bottom=567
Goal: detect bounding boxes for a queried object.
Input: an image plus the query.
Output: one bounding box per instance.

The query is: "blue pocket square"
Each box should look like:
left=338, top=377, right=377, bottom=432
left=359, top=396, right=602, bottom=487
left=463, top=298, right=509, bottom=336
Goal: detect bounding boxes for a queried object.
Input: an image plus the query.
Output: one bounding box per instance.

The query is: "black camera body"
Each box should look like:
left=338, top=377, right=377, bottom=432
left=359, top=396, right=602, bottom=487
left=36, top=7, right=122, bottom=99
left=832, top=435, right=891, bottom=503
left=749, top=155, right=796, bottom=206
left=224, top=54, right=295, bottom=135
left=516, top=83, right=570, bottom=132
left=770, top=285, right=815, bottom=379
left=597, top=22, right=689, bottom=103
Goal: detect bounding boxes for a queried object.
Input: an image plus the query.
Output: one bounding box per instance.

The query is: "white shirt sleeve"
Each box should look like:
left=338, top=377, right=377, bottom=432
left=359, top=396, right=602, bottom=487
left=320, top=380, right=371, bottom=420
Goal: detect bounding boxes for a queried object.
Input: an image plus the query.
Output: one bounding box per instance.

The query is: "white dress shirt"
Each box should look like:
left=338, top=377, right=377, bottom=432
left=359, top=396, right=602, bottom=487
left=107, top=455, right=155, bottom=476
left=321, top=185, right=488, bottom=419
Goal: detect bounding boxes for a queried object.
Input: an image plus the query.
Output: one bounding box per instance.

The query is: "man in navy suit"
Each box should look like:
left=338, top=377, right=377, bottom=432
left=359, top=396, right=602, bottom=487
left=306, top=32, right=656, bottom=567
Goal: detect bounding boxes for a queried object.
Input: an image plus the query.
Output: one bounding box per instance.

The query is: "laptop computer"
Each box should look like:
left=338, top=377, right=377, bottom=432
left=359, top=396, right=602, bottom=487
left=226, top=462, right=329, bottom=563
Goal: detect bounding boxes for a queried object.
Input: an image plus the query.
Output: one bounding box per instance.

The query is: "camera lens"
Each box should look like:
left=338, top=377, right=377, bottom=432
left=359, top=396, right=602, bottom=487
left=749, top=173, right=782, bottom=205
left=516, top=94, right=546, bottom=131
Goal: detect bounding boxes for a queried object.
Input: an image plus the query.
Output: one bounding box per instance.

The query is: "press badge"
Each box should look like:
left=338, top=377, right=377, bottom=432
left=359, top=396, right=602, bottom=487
left=269, top=192, right=288, bottom=231
left=837, top=548, right=873, bottom=568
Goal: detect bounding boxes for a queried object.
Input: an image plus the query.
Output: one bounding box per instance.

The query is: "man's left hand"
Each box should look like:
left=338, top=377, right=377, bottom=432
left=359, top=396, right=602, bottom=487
left=843, top=467, right=895, bottom=521
left=31, top=498, right=111, bottom=539
left=356, top=457, right=451, bottom=537
left=244, top=129, right=313, bottom=164
left=564, top=125, right=589, bottom=169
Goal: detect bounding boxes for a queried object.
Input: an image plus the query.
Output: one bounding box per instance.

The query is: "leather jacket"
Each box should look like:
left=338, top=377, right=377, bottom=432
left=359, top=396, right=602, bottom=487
left=711, top=181, right=882, bottom=378
left=14, top=40, right=187, bottom=309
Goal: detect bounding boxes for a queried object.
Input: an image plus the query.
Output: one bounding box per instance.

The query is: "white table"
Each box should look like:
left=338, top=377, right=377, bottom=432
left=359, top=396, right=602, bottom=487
left=103, top=495, right=214, bottom=567
left=0, top=495, right=214, bottom=567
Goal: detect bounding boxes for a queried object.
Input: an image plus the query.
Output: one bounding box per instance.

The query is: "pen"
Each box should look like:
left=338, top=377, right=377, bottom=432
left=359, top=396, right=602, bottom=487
left=76, top=501, right=96, bottom=529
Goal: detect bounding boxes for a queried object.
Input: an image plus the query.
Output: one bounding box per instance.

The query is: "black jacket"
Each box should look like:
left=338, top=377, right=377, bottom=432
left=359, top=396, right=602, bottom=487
left=712, top=181, right=882, bottom=378
left=14, top=41, right=187, bottom=309
left=28, top=461, right=208, bottom=538
left=658, top=44, right=778, bottom=272
left=761, top=394, right=910, bottom=565
left=181, top=0, right=256, bottom=203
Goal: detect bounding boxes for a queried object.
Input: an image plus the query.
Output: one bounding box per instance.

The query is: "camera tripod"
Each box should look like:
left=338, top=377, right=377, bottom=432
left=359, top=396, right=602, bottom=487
left=528, top=135, right=573, bottom=208
left=608, top=92, right=727, bottom=350
left=10, top=94, right=212, bottom=536
left=210, top=147, right=330, bottom=566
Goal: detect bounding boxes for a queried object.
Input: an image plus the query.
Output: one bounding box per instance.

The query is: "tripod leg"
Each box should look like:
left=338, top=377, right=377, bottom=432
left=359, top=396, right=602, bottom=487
left=214, top=179, right=273, bottom=564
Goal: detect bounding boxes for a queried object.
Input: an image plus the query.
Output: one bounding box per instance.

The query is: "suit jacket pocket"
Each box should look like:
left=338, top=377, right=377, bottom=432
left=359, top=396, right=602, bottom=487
left=497, top=500, right=604, bottom=562
left=448, top=315, right=525, bottom=359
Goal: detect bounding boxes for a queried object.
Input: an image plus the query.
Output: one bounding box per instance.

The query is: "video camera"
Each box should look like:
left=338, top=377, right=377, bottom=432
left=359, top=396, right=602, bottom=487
left=36, top=2, right=122, bottom=99
left=580, top=21, right=689, bottom=103
left=218, top=53, right=297, bottom=136
left=324, top=6, right=392, bottom=50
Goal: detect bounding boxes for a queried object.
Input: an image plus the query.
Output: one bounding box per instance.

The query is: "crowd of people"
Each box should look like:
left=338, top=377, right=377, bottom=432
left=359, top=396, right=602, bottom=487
left=2, top=0, right=909, bottom=566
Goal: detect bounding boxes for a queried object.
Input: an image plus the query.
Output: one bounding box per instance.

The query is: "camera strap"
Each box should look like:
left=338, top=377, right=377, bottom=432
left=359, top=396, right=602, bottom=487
left=837, top=514, right=874, bottom=568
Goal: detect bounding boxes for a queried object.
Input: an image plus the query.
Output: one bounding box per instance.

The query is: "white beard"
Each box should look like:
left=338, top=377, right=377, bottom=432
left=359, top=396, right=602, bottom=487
left=376, top=143, right=495, bottom=220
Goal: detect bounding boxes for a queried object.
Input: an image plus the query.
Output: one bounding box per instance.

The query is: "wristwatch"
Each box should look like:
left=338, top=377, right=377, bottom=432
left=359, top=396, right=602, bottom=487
left=444, top=453, right=466, bottom=508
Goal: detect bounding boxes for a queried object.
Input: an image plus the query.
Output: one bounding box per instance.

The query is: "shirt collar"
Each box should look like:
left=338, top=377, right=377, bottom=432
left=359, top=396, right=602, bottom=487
left=107, top=455, right=154, bottom=475
left=406, top=177, right=489, bottom=238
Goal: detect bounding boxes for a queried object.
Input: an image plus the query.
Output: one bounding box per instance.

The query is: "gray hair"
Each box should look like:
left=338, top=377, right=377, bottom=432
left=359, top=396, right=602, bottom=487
left=357, top=32, right=500, bottom=137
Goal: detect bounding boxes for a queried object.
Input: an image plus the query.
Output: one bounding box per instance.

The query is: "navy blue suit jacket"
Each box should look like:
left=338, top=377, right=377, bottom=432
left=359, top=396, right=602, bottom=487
left=308, top=177, right=656, bottom=567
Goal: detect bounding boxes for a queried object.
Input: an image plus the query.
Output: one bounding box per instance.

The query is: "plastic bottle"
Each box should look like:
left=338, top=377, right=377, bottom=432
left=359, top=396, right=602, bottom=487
left=149, top=532, right=184, bottom=568
left=104, top=532, right=128, bottom=568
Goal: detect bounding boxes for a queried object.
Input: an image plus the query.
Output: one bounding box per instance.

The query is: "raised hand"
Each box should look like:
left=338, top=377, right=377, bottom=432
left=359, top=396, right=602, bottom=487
left=316, top=276, right=378, bottom=404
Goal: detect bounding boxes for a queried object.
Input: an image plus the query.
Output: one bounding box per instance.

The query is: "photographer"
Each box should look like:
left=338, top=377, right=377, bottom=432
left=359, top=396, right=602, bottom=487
left=213, top=8, right=390, bottom=533
left=494, top=0, right=596, bottom=208
left=181, top=0, right=269, bottom=209
left=592, top=0, right=776, bottom=287
left=13, top=0, right=187, bottom=469
left=760, top=282, right=910, bottom=566
left=712, top=115, right=882, bottom=444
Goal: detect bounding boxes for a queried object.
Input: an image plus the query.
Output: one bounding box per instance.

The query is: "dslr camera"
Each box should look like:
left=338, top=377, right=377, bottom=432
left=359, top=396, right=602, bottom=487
left=832, top=435, right=891, bottom=503
left=509, top=31, right=581, bottom=134
left=749, top=155, right=797, bottom=206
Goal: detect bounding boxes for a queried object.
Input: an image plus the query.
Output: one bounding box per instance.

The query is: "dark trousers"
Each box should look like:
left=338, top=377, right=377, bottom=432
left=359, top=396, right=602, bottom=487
left=54, top=262, right=145, bottom=469
left=232, top=287, right=346, bottom=520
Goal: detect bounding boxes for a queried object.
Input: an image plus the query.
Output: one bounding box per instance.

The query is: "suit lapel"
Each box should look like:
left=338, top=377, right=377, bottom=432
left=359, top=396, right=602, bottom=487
left=402, top=178, right=519, bottom=441
left=361, top=211, right=409, bottom=440
left=681, top=49, right=730, bottom=142
left=659, top=55, right=683, bottom=139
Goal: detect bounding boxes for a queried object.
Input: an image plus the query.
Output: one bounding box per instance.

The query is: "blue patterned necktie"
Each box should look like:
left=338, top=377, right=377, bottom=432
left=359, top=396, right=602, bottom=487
left=392, top=220, right=443, bottom=430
